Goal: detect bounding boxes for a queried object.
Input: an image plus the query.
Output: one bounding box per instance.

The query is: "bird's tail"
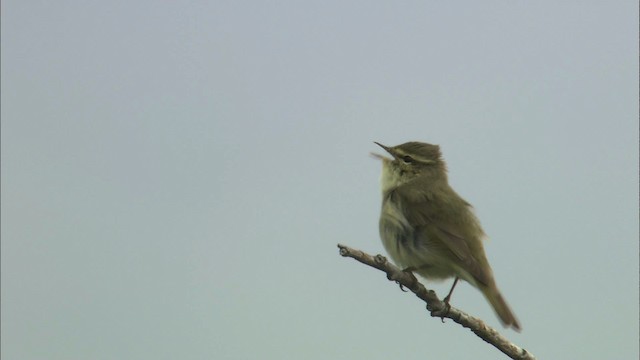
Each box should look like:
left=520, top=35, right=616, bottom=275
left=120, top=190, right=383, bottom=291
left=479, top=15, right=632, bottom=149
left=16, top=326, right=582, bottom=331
left=481, top=284, right=521, bottom=331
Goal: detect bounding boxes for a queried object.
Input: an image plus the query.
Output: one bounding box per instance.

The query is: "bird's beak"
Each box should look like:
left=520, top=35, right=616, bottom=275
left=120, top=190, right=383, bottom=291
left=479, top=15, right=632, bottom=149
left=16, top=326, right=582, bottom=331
left=371, top=142, right=394, bottom=161
left=374, top=142, right=394, bottom=156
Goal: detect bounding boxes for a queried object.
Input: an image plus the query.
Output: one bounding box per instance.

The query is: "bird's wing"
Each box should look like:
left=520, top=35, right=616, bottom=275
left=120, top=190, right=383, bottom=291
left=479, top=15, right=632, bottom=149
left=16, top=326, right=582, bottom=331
left=396, top=186, right=491, bottom=286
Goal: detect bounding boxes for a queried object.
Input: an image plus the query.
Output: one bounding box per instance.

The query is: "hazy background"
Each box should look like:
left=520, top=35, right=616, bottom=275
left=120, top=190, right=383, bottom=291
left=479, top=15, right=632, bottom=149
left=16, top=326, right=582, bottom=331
left=2, top=1, right=638, bottom=359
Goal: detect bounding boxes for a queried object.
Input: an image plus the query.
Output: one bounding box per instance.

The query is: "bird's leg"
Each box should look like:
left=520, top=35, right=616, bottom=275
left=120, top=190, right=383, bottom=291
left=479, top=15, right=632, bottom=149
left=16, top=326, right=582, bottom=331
left=442, top=277, right=459, bottom=310
left=443, top=277, right=459, bottom=304
left=436, top=277, right=459, bottom=323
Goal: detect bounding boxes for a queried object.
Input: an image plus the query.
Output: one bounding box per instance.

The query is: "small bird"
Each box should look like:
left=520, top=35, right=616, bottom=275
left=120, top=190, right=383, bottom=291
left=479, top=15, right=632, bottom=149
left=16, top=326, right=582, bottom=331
left=373, top=141, right=521, bottom=331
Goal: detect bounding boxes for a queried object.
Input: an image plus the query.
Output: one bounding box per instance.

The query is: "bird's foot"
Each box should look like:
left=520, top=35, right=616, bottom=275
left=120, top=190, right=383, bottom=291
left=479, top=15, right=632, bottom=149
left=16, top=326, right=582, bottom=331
left=394, top=267, right=418, bottom=292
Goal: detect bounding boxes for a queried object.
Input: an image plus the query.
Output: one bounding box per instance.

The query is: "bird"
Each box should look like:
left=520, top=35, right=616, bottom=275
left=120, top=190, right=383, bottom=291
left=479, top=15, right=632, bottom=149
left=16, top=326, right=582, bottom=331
left=373, top=141, right=521, bottom=331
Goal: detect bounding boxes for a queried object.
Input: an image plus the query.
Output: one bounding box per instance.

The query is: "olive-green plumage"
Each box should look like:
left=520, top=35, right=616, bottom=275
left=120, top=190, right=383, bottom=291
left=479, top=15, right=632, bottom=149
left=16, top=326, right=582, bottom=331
left=374, top=141, right=521, bottom=331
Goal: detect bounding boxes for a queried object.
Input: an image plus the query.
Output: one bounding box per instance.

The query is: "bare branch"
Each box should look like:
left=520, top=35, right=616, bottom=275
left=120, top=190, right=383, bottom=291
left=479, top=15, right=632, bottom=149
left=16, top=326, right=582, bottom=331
left=337, top=244, right=536, bottom=360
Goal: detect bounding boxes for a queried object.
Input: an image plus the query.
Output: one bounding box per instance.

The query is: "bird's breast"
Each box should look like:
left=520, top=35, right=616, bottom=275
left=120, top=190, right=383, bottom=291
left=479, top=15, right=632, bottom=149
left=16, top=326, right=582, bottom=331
left=379, top=196, right=414, bottom=267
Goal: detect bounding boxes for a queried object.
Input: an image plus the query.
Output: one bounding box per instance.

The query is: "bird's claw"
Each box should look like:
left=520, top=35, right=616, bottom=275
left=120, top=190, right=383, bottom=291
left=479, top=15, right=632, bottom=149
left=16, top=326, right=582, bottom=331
left=439, top=299, right=452, bottom=323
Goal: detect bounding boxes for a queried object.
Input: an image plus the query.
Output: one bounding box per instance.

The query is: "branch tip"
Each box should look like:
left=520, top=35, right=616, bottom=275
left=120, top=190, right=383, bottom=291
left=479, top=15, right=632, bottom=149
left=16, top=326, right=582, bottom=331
left=337, top=244, right=349, bottom=256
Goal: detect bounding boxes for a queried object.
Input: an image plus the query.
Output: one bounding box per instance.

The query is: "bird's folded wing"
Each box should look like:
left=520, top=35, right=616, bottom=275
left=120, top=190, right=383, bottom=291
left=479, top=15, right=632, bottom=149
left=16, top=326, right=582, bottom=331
left=397, top=187, right=491, bottom=286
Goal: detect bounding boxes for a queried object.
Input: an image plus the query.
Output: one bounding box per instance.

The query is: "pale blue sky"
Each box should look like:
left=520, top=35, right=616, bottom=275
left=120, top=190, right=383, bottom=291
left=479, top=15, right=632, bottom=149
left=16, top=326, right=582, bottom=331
left=2, top=1, right=638, bottom=359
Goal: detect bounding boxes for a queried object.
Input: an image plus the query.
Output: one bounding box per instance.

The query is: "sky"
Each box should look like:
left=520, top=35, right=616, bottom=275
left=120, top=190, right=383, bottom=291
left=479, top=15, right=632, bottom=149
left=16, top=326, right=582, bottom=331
left=2, top=1, right=638, bottom=359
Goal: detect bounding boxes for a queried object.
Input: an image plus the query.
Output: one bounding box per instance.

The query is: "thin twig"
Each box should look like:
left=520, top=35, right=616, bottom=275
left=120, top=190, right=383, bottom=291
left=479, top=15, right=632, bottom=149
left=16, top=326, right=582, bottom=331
left=337, top=243, right=536, bottom=360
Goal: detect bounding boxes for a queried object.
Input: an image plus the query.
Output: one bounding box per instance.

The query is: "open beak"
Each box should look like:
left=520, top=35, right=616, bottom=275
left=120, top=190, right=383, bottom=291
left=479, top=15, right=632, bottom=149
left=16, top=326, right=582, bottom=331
left=371, top=141, right=394, bottom=161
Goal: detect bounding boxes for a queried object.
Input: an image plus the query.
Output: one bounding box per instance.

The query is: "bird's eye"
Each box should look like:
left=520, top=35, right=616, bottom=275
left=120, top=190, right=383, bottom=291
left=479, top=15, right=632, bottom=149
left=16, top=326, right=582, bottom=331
left=402, top=155, right=414, bottom=163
